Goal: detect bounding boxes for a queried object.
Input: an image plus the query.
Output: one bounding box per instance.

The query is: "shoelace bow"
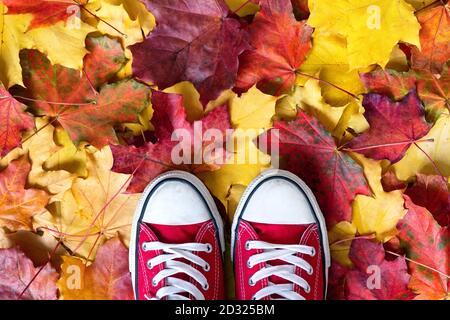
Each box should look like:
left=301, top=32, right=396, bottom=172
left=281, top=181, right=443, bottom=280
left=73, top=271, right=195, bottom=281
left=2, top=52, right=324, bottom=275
left=142, top=241, right=212, bottom=300
left=246, top=240, right=316, bottom=300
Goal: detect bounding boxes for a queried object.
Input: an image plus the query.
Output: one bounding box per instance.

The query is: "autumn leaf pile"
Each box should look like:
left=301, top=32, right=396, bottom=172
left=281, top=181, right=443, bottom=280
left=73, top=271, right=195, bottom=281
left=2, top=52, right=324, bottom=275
left=0, top=0, right=449, bottom=300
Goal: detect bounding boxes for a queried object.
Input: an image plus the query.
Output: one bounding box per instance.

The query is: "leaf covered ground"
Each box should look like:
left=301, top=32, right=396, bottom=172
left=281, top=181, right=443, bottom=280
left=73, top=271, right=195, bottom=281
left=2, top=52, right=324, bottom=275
left=0, top=0, right=449, bottom=300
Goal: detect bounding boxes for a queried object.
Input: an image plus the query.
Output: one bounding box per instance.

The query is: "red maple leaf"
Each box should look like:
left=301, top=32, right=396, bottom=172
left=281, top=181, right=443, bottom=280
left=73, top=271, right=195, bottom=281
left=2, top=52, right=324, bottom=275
left=345, top=239, right=415, bottom=300
left=235, top=0, right=312, bottom=95
left=16, top=36, right=150, bottom=148
left=111, top=91, right=231, bottom=193
left=410, top=4, right=450, bottom=74
left=3, top=0, right=87, bottom=30
left=405, top=174, right=450, bottom=227
left=259, top=111, right=370, bottom=226
left=397, top=196, right=449, bottom=300
left=0, top=85, right=34, bottom=156
left=129, top=0, right=249, bottom=106
left=0, top=247, right=58, bottom=300
left=347, top=91, right=432, bottom=163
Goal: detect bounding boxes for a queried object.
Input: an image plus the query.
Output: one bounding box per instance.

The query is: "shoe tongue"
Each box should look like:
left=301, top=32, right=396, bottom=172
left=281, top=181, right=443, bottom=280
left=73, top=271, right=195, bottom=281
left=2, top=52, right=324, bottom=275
left=147, top=222, right=206, bottom=244
left=146, top=221, right=208, bottom=300
left=246, top=220, right=311, bottom=244
left=245, top=220, right=314, bottom=297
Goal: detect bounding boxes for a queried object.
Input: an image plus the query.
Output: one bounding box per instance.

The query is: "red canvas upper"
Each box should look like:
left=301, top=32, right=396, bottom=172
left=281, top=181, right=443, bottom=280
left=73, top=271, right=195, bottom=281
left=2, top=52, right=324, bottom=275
left=134, top=220, right=225, bottom=300
left=234, top=220, right=325, bottom=300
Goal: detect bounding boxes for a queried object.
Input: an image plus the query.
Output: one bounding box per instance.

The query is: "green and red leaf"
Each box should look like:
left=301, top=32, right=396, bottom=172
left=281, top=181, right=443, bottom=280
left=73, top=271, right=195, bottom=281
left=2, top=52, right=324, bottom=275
left=17, top=36, right=149, bottom=147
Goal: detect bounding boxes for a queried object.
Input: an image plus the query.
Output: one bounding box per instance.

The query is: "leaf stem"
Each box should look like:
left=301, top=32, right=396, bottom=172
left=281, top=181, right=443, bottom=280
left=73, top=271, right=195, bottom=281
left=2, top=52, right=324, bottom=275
left=344, top=138, right=435, bottom=152
left=296, top=70, right=360, bottom=100
left=386, top=250, right=450, bottom=280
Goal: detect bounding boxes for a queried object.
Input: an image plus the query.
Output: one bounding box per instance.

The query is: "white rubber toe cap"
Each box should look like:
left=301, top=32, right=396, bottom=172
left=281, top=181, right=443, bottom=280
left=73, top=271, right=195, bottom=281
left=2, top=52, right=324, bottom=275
left=241, top=177, right=316, bottom=225
left=141, top=180, right=211, bottom=225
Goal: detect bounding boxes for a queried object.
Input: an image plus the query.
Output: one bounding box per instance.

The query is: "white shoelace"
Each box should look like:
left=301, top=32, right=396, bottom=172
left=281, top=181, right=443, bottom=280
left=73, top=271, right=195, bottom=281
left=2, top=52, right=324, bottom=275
left=246, top=240, right=316, bottom=300
left=142, top=241, right=212, bottom=300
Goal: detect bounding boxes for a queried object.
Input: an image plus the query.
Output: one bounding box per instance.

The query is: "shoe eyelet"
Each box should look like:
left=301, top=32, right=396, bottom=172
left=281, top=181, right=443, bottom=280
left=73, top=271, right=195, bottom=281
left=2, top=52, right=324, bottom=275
left=310, top=248, right=316, bottom=257
left=249, top=278, right=255, bottom=286
left=246, top=260, right=253, bottom=269
left=307, top=267, right=314, bottom=275
left=142, top=243, right=147, bottom=251
left=152, top=279, right=158, bottom=287
left=305, top=284, right=311, bottom=293
left=203, top=263, right=210, bottom=272
left=203, top=283, right=209, bottom=291
left=251, top=296, right=257, bottom=300
left=245, top=241, right=251, bottom=250
left=206, top=243, right=212, bottom=253
left=146, top=260, right=153, bottom=269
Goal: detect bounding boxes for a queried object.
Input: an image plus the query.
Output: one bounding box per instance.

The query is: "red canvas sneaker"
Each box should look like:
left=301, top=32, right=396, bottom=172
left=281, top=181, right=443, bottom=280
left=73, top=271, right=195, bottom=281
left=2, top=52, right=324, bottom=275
left=232, top=169, right=330, bottom=300
left=129, top=171, right=225, bottom=300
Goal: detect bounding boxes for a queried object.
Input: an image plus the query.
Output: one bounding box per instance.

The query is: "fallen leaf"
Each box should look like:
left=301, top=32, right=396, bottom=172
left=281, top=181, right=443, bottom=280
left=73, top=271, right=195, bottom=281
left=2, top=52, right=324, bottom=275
left=348, top=91, right=431, bottom=163
left=307, top=0, right=420, bottom=69
left=130, top=0, right=248, bottom=105
left=18, top=35, right=150, bottom=147
left=236, top=0, right=312, bottom=95
left=410, top=4, right=450, bottom=74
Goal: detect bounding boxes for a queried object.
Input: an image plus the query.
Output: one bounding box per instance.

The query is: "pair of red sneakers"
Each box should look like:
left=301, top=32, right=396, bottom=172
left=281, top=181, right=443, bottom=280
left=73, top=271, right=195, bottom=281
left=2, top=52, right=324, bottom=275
left=129, top=170, right=330, bottom=300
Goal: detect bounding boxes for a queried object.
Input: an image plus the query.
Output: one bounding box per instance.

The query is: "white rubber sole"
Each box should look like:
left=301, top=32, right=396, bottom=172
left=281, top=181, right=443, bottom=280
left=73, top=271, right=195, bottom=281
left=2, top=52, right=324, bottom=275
left=231, top=169, right=331, bottom=296
left=129, top=171, right=225, bottom=297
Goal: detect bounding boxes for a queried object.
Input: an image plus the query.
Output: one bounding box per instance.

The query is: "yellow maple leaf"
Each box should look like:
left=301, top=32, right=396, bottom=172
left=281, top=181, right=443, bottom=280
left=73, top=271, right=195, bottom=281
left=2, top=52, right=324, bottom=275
left=352, top=154, right=406, bottom=242
left=299, top=33, right=370, bottom=106
left=0, top=4, right=94, bottom=88
left=230, top=86, right=277, bottom=131
left=393, top=112, right=450, bottom=181
left=307, top=0, right=420, bottom=69
left=34, top=147, right=140, bottom=258
left=23, top=118, right=75, bottom=199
